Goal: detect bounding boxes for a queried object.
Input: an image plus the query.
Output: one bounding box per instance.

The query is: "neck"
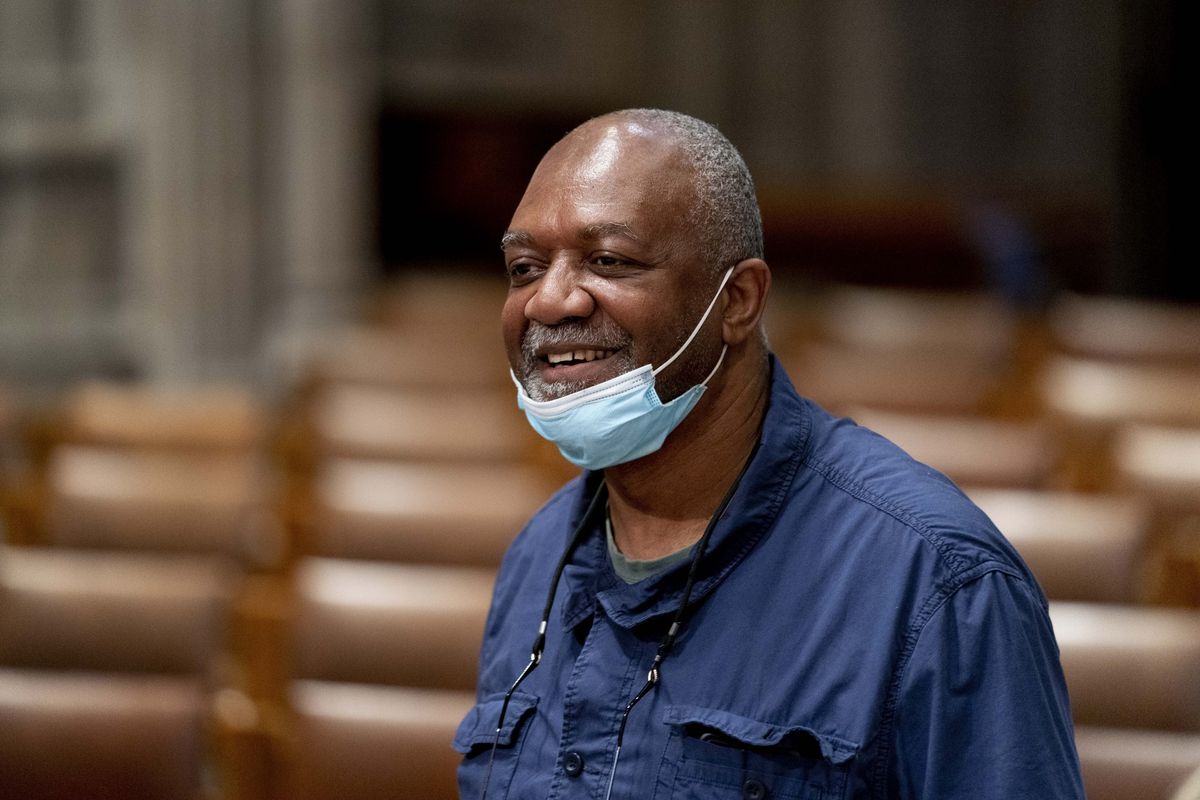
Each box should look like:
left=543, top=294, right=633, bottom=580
left=604, top=347, right=769, bottom=560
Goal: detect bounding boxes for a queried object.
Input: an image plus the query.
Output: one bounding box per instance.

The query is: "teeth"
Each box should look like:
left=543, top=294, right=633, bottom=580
left=546, top=349, right=611, bottom=364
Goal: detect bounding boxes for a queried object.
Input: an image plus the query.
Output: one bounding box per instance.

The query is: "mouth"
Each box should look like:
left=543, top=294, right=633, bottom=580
left=517, top=319, right=633, bottom=399
left=543, top=348, right=617, bottom=367
left=536, top=347, right=621, bottom=384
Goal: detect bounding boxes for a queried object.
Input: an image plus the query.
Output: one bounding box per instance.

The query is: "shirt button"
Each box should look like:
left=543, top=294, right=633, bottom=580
left=742, top=778, right=767, bottom=799
left=563, top=751, right=584, bottom=777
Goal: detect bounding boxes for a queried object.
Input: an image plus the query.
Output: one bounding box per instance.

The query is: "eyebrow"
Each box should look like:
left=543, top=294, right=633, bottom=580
left=500, top=230, right=534, bottom=251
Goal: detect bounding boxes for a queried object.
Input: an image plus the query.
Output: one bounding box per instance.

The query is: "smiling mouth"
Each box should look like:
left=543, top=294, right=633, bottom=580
left=543, top=349, right=616, bottom=366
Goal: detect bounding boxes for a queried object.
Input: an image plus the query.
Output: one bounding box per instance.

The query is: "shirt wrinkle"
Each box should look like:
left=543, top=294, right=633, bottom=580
left=803, top=454, right=973, bottom=579
left=871, top=567, right=1061, bottom=799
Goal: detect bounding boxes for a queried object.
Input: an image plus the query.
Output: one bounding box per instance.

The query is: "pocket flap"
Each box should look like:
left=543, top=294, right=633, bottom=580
left=453, top=692, right=538, bottom=754
left=663, top=705, right=857, bottom=765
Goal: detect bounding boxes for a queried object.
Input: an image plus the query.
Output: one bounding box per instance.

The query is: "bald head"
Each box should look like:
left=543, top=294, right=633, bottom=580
left=544, top=109, right=764, bottom=274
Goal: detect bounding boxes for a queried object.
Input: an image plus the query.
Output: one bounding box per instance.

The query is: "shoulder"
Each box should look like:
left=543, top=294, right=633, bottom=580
left=789, top=397, right=1037, bottom=595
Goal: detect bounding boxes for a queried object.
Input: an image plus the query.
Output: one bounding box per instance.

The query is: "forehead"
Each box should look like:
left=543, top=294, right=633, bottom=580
left=510, top=121, right=697, bottom=243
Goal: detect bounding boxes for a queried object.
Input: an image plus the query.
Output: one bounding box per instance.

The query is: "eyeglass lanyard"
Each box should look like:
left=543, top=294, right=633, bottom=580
left=479, top=480, right=608, bottom=800
left=602, top=438, right=759, bottom=800
left=479, top=439, right=760, bottom=800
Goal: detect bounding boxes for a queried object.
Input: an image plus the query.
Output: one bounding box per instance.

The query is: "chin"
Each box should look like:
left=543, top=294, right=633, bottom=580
left=521, top=375, right=590, bottom=402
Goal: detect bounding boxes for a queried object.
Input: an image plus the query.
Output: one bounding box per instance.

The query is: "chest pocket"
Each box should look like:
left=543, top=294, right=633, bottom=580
left=453, top=692, right=538, bottom=800
left=658, top=705, right=857, bottom=800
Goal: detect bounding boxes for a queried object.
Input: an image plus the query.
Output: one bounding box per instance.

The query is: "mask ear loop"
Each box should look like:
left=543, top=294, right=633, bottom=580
left=478, top=479, right=608, bottom=800
left=651, top=265, right=736, bottom=378
left=602, top=435, right=762, bottom=800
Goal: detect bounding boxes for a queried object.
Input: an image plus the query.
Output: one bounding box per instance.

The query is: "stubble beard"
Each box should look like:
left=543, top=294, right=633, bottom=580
left=518, top=318, right=637, bottom=401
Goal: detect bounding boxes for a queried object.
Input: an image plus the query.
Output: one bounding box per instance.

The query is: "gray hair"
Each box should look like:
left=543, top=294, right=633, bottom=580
left=606, top=108, right=764, bottom=273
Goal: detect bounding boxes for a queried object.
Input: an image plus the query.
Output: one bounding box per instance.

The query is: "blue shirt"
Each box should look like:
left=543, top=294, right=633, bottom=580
left=456, top=357, right=1084, bottom=799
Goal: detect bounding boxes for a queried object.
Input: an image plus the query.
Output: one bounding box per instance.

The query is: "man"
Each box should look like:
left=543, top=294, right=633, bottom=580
left=455, top=109, right=1084, bottom=799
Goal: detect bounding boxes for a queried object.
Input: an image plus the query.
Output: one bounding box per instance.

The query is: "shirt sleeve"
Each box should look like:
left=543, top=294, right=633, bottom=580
left=888, top=569, right=1085, bottom=799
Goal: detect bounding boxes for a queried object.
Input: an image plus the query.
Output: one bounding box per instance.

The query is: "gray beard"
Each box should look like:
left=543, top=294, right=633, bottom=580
left=518, top=319, right=636, bottom=401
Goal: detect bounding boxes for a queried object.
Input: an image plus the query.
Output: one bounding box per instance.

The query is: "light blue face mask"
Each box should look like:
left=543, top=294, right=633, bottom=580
left=513, top=268, right=734, bottom=470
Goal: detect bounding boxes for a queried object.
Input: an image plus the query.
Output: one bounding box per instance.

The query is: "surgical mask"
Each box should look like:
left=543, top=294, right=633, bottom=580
left=513, top=267, right=734, bottom=470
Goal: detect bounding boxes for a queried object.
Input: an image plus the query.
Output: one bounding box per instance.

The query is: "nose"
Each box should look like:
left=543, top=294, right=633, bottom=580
left=524, top=258, right=595, bottom=325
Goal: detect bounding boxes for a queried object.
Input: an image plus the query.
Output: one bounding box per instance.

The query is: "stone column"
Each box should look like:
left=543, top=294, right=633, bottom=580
left=260, top=0, right=377, bottom=390
left=92, top=0, right=376, bottom=387
left=95, top=0, right=260, bottom=384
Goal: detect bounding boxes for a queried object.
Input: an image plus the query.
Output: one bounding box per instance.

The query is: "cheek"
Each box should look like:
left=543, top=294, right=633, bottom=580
left=627, top=291, right=680, bottom=334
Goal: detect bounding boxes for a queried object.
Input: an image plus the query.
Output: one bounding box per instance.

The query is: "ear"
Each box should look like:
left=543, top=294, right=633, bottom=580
left=721, top=258, right=771, bottom=345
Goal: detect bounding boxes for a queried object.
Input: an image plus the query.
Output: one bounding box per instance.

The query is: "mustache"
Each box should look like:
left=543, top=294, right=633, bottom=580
left=520, top=319, right=632, bottom=361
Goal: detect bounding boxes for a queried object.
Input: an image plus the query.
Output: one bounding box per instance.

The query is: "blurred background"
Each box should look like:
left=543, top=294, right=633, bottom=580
left=1, top=2, right=1197, bottom=800
left=0, top=0, right=1190, bottom=392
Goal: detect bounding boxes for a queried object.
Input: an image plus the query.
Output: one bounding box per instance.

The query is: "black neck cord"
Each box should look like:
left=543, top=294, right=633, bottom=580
left=604, top=436, right=763, bottom=800
left=480, top=436, right=761, bottom=800
left=479, top=479, right=608, bottom=800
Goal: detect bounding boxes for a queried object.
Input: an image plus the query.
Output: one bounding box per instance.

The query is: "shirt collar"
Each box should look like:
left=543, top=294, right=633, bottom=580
left=559, top=355, right=813, bottom=631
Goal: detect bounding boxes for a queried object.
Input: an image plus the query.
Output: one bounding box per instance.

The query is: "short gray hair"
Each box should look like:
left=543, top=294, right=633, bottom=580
left=608, top=108, right=764, bottom=273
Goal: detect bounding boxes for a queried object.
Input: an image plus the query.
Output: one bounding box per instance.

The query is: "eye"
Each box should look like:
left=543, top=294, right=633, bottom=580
left=589, top=253, right=635, bottom=271
left=506, top=260, right=541, bottom=285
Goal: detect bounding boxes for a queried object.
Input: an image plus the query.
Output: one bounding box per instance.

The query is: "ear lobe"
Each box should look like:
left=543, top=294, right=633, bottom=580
left=720, top=258, right=771, bottom=345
